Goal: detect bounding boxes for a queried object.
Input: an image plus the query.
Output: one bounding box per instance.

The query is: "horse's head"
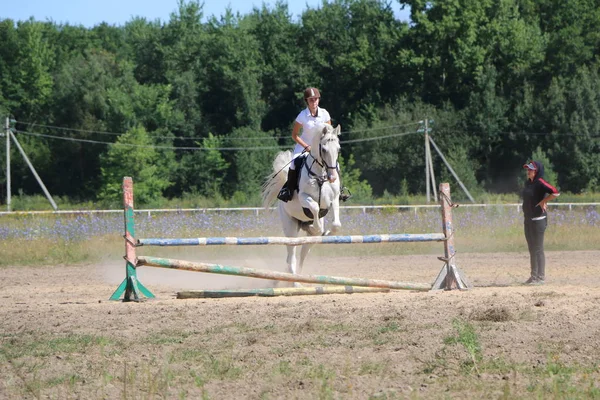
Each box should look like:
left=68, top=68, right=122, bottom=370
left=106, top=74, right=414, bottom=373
left=310, top=124, right=341, bottom=183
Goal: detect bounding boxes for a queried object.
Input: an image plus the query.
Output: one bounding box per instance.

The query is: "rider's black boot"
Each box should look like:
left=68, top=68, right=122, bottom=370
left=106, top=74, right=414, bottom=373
left=339, top=186, right=352, bottom=202
left=277, top=167, right=298, bottom=202
left=337, top=167, right=351, bottom=202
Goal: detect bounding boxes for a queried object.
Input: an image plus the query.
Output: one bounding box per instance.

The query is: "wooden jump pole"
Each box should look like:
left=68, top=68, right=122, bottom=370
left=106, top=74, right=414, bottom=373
left=177, top=286, right=390, bottom=298
left=137, top=256, right=433, bottom=291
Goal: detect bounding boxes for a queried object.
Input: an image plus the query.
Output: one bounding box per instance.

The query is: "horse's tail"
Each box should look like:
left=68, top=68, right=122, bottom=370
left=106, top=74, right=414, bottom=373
left=262, top=150, right=292, bottom=208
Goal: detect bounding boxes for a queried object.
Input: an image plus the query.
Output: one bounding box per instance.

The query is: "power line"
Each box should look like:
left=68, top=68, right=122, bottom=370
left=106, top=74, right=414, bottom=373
left=14, top=127, right=425, bottom=150
left=14, top=130, right=289, bottom=151
left=342, top=130, right=418, bottom=143
left=17, top=125, right=598, bottom=153
left=495, top=131, right=600, bottom=138
left=16, top=122, right=286, bottom=141
left=17, top=122, right=124, bottom=136
left=15, top=119, right=600, bottom=140
left=16, top=120, right=422, bottom=140
left=441, top=130, right=600, bottom=138
left=342, top=122, right=421, bottom=135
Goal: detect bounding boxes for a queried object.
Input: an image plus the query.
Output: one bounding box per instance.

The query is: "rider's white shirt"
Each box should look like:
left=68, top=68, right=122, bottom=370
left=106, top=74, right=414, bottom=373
left=292, top=107, right=331, bottom=156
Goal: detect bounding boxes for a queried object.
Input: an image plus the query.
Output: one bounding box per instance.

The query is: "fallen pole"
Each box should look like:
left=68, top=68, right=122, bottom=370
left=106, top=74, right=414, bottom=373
left=177, top=286, right=390, bottom=299
left=137, top=256, right=432, bottom=291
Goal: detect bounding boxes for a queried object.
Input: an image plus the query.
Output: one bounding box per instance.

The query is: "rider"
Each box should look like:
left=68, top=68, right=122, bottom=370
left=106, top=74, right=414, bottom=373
left=277, top=87, right=350, bottom=202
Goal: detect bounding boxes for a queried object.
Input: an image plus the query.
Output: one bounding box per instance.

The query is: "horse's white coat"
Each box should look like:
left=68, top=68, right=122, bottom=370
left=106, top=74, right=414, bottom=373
left=262, top=124, right=342, bottom=280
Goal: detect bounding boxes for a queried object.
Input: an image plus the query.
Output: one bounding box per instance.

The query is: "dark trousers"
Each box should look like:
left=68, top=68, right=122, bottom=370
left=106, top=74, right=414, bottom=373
left=524, top=217, right=548, bottom=281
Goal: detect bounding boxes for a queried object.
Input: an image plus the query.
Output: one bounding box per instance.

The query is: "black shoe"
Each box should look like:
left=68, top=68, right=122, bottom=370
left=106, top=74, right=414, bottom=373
left=277, top=187, right=292, bottom=202
left=339, top=187, right=352, bottom=202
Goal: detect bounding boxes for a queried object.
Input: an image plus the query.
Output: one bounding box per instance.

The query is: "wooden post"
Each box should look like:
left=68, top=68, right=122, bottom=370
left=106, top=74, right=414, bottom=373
left=110, top=177, right=155, bottom=301
left=431, top=183, right=471, bottom=290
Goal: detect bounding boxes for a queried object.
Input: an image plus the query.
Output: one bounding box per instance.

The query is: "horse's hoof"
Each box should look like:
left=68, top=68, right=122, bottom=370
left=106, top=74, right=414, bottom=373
left=293, top=282, right=303, bottom=288
left=323, top=230, right=331, bottom=236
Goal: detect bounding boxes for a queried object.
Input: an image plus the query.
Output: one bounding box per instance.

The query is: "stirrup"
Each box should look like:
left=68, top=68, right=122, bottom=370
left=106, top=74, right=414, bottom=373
left=277, top=188, right=292, bottom=202
left=339, top=187, right=352, bottom=202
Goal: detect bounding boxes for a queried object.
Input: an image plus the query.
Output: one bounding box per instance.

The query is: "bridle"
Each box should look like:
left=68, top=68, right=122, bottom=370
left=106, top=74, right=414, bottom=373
left=304, top=138, right=339, bottom=186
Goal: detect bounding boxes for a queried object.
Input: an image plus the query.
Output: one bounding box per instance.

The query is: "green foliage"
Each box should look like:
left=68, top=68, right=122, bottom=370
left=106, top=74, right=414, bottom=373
left=15, top=20, right=55, bottom=118
left=437, top=144, right=483, bottom=202
left=224, top=126, right=279, bottom=198
left=562, top=66, right=600, bottom=192
left=346, top=100, right=428, bottom=196
left=299, top=0, right=406, bottom=125
left=445, top=318, right=482, bottom=374
left=176, top=133, right=229, bottom=199
left=201, top=13, right=266, bottom=134
left=530, top=147, right=559, bottom=189
left=98, top=126, right=171, bottom=206
left=0, top=20, right=22, bottom=115
left=244, top=3, right=307, bottom=132
left=339, top=154, right=373, bottom=203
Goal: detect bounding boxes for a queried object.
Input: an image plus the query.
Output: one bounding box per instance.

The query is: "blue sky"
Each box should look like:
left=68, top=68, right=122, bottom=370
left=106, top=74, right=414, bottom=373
left=6, top=0, right=410, bottom=27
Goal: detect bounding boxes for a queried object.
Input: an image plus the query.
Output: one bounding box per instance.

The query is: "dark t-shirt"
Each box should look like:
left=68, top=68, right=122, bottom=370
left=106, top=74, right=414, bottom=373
left=522, top=178, right=559, bottom=219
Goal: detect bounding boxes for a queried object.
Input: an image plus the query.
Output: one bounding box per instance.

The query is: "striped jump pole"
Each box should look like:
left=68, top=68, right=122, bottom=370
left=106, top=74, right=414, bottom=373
left=177, top=286, right=390, bottom=299
left=137, top=256, right=433, bottom=291
left=137, top=233, right=445, bottom=247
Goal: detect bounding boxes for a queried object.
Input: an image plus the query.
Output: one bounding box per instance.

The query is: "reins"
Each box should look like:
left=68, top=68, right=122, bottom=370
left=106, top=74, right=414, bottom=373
left=302, top=136, right=340, bottom=214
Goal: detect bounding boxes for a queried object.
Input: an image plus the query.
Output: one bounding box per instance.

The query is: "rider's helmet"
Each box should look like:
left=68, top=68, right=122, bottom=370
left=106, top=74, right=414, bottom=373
left=304, top=87, right=321, bottom=102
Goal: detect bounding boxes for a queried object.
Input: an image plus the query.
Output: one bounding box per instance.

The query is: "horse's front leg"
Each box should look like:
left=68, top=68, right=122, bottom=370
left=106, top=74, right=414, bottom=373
left=330, top=187, right=342, bottom=234
left=299, top=192, right=324, bottom=235
left=278, top=203, right=300, bottom=286
left=286, top=244, right=298, bottom=275
left=298, top=243, right=314, bottom=275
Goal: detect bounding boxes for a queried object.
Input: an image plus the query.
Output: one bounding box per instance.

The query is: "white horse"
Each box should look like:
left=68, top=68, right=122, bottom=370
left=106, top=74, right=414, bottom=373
left=262, top=123, right=342, bottom=279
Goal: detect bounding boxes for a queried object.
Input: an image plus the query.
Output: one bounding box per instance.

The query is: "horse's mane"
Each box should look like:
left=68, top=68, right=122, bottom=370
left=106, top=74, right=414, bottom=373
left=309, top=124, right=340, bottom=158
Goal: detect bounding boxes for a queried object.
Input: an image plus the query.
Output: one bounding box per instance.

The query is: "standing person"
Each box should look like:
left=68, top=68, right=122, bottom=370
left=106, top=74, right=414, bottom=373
left=522, top=160, right=560, bottom=285
left=278, top=87, right=349, bottom=202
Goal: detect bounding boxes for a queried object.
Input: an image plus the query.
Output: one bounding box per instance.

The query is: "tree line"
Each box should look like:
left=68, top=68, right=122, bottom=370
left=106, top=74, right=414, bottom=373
left=1, top=0, right=599, bottom=206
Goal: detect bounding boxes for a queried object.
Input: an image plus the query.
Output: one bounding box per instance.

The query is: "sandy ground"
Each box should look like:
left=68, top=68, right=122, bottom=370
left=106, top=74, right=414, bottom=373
left=2, top=250, right=600, bottom=399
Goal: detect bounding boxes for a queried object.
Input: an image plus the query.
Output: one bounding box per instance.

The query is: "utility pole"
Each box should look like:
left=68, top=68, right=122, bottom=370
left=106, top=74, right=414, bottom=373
left=419, top=119, right=474, bottom=203
left=428, top=136, right=475, bottom=203
left=425, top=119, right=437, bottom=201
left=9, top=128, right=58, bottom=211
left=419, top=119, right=437, bottom=203
left=4, top=117, right=10, bottom=212
left=424, top=120, right=430, bottom=202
